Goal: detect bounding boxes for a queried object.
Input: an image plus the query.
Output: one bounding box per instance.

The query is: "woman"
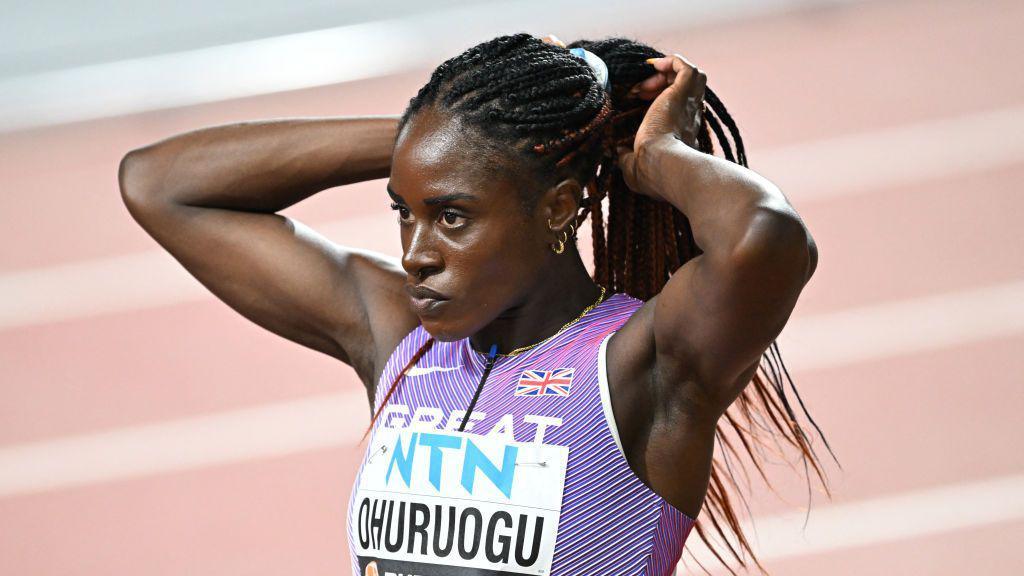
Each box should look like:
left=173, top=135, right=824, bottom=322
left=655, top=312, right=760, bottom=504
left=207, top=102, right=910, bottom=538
left=120, top=33, right=833, bottom=576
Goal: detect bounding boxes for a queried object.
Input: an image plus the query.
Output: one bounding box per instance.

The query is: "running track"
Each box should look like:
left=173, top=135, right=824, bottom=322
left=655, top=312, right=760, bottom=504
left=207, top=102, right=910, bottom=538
left=1, top=0, right=1021, bottom=573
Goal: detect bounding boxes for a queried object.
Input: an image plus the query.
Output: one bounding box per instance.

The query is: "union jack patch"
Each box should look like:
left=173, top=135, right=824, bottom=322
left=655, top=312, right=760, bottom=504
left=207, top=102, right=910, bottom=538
left=514, top=368, right=575, bottom=397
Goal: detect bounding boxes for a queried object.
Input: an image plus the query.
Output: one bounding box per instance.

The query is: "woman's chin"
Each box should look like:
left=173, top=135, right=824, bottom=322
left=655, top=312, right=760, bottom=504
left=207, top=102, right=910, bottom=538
left=419, top=319, right=467, bottom=343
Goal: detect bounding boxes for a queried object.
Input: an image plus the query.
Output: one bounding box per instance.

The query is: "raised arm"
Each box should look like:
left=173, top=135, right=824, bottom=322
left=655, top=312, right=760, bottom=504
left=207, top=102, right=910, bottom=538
left=118, top=116, right=419, bottom=392
left=612, top=55, right=817, bottom=423
left=632, top=137, right=814, bottom=413
left=601, top=54, right=816, bottom=516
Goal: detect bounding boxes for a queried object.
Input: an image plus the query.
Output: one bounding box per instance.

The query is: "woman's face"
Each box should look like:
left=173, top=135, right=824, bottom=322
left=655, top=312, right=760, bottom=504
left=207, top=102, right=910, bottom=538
left=388, top=108, right=554, bottom=341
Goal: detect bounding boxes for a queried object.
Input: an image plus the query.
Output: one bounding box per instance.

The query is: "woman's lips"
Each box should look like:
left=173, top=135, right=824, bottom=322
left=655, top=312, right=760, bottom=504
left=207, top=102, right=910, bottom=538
left=410, top=296, right=447, bottom=315
left=406, top=284, right=449, bottom=316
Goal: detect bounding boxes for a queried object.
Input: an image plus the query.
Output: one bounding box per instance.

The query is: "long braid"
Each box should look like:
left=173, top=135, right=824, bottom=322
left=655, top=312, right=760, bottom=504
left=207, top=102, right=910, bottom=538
left=372, top=33, right=837, bottom=575
left=586, top=173, right=610, bottom=284
left=361, top=337, right=434, bottom=443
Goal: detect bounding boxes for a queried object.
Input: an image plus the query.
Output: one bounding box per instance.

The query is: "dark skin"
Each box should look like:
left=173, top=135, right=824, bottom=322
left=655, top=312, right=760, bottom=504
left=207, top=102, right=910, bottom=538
left=386, top=107, right=602, bottom=351
left=119, top=49, right=815, bottom=519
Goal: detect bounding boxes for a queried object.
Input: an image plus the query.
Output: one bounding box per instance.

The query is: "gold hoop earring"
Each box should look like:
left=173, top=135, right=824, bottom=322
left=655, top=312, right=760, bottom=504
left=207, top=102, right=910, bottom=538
left=568, top=222, right=576, bottom=239
left=547, top=217, right=566, bottom=254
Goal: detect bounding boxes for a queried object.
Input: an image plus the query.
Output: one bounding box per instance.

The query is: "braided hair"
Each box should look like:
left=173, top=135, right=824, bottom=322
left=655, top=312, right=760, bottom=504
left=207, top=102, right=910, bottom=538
left=363, top=33, right=837, bottom=576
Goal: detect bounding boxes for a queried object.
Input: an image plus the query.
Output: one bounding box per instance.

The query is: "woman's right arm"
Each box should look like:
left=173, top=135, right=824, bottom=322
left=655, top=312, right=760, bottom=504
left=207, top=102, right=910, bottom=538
left=118, top=116, right=418, bottom=392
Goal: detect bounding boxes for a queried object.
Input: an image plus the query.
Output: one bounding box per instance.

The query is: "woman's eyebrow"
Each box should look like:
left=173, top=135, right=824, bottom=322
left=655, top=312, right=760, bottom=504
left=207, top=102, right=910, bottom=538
left=423, top=192, right=478, bottom=206
left=387, top=185, right=475, bottom=206
left=386, top=184, right=404, bottom=203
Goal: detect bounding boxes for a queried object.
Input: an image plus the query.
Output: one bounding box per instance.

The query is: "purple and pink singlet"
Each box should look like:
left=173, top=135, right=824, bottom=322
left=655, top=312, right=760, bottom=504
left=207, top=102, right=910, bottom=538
left=347, top=292, right=696, bottom=575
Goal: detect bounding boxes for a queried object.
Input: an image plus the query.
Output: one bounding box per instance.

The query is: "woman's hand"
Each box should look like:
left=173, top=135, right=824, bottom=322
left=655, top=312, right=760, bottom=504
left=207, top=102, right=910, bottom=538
left=617, top=54, right=707, bottom=201
left=539, top=34, right=566, bottom=48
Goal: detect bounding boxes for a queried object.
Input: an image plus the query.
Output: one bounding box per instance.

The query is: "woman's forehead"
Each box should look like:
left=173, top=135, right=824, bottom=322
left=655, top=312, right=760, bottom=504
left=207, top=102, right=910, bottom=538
left=392, top=128, right=526, bottom=202
left=392, top=105, right=554, bottom=211
left=395, top=109, right=466, bottom=165
left=390, top=149, right=525, bottom=207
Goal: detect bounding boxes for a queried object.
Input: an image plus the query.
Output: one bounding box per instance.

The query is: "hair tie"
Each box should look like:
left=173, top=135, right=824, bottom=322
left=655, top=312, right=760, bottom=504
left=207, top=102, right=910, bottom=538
left=568, top=47, right=610, bottom=92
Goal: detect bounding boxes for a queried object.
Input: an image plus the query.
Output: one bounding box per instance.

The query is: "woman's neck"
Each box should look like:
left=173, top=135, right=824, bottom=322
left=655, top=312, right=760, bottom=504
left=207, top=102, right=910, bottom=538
left=469, top=250, right=603, bottom=355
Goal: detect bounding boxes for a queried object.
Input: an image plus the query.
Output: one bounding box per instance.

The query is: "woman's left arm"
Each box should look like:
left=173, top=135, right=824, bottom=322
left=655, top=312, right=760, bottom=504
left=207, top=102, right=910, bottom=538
left=640, top=137, right=816, bottom=414
left=617, top=55, right=817, bottom=421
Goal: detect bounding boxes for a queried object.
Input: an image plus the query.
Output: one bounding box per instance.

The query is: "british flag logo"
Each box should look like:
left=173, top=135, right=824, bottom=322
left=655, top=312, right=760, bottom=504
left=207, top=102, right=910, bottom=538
left=514, top=368, right=575, bottom=397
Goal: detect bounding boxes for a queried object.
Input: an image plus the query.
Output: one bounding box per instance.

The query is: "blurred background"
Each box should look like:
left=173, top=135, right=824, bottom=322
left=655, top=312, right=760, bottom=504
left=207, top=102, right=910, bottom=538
left=1, top=0, right=1022, bottom=574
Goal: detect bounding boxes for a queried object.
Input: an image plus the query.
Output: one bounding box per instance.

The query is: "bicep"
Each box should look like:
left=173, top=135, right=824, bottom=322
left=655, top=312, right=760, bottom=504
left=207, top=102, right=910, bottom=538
left=123, top=197, right=416, bottom=383
left=653, top=211, right=813, bottom=412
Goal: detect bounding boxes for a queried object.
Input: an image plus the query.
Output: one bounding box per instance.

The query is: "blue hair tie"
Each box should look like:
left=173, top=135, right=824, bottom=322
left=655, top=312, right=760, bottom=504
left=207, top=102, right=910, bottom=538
left=568, top=47, right=610, bottom=92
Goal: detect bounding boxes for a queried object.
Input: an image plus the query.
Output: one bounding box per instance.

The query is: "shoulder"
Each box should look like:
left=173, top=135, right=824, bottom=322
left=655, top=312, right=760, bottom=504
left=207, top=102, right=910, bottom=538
left=593, top=292, right=646, bottom=332
left=603, top=293, right=683, bottom=456
left=569, top=292, right=645, bottom=361
left=605, top=293, right=711, bottom=422
left=604, top=293, right=655, bottom=377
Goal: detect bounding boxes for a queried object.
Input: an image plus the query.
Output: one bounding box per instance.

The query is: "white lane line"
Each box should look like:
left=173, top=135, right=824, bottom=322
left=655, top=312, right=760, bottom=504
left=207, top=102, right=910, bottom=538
left=0, top=0, right=837, bottom=132
left=0, top=392, right=370, bottom=498
left=3, top=104, right=1023, bottom=331
left=753, top=104, right=1024, bottom=202
left=0, top=212, right=398, bottom=330
left=0, top=19, right=416, bottom=132
left=680, top=473, right=1024, bottom=571
left=779, top=279, right=1024, bottom=372
left=0, top=279, right=1021, bottom=498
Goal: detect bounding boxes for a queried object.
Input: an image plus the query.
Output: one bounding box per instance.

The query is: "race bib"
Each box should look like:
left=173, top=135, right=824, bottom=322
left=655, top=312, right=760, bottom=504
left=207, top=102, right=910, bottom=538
left=351, top=423, right=569, bottom=576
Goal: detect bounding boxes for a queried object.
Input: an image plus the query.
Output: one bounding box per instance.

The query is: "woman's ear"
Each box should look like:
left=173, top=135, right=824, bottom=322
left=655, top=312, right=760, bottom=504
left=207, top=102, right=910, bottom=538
left=541, top=178, right=583, bottom=231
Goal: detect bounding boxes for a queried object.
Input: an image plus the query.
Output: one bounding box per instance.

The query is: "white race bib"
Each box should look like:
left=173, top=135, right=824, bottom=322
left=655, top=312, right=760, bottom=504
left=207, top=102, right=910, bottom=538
left=351, top=425, right=569, bottom=575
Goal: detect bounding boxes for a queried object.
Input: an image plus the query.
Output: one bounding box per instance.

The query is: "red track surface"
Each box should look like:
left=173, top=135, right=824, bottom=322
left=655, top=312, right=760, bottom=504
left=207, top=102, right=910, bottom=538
left=2, top=0, right=1021, bottom=573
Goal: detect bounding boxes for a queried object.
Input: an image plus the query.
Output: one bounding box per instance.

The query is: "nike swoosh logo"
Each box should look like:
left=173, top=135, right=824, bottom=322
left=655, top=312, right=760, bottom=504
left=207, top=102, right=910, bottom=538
left=406, top=365, right=463, bottom=377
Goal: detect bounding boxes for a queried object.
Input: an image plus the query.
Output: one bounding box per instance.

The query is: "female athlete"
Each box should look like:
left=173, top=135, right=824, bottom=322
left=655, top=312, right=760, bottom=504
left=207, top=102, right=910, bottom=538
left=120, top=33, right=835, bottom=575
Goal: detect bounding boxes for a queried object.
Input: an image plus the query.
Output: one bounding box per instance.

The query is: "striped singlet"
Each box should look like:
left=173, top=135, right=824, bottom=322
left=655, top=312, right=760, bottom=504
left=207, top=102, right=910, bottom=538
left=347, top=292, right=696, bottom=575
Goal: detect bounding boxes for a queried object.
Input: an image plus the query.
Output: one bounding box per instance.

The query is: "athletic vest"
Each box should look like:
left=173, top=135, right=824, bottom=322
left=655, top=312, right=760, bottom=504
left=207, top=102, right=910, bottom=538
left=347, top=292, right=696, bottom=576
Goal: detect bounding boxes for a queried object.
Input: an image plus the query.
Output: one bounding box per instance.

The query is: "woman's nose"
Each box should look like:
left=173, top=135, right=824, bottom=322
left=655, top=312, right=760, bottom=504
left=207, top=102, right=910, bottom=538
left=401, top=223, right=443, bottom=280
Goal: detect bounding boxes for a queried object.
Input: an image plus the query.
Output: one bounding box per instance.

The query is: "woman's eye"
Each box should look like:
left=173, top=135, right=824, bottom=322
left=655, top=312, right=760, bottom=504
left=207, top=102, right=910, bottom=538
left=439, top=209, right=465, bottom=227
left=390, top=202, right=411, bottom=221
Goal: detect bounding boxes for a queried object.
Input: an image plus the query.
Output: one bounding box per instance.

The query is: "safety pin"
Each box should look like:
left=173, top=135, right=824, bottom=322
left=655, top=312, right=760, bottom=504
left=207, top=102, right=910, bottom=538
left=366, top=443, right=388, bottom=464
left=515, top=460, right=549, bottom=467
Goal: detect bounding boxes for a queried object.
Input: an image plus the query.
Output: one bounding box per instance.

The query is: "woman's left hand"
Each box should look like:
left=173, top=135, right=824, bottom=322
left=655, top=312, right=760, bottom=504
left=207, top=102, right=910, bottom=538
left=539, top=34, right=566, bottom=48
left=617, top=54, right=707, bottom=200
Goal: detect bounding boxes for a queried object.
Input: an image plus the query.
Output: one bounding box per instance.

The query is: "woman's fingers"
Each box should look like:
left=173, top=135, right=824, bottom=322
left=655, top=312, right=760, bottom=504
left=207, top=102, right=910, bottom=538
left=629, top=75, right=668, bottom=100
left=668, top=54, right=707, bottom=92
left=645, top=54, right=705, bottom=90
left=540, top=34, right=566, bottom=48
left=638, top=73, right=668, bottom=92
left=629, top=53, right=701, bottom=100
left=646, top=53, right=696, bottom=72
left=536, top=45, right=703, bottom=103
